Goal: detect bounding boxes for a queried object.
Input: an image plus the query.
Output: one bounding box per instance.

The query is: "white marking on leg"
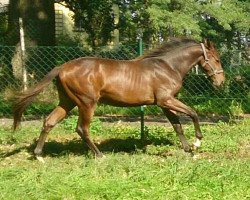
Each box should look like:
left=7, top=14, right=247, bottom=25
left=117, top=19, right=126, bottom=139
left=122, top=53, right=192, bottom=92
left=193, top=138, right=202, bottom=148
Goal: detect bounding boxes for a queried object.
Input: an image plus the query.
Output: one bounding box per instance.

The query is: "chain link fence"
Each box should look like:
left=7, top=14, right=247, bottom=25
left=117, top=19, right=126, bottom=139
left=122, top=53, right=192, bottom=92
left=0, top=42, right=249, bottom=122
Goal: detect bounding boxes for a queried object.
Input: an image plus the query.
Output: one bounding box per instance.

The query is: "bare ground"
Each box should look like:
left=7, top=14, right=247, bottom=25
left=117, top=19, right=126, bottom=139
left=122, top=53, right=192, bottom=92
left=1, top=114, right=249, bottom=128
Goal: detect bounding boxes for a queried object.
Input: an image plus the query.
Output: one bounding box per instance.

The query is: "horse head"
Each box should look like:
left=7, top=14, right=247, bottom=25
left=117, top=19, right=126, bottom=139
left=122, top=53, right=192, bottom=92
left=200, top=39, right=225, bottom=88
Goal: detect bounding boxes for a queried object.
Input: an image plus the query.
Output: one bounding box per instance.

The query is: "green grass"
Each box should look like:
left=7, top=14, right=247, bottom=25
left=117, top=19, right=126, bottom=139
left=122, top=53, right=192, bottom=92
left=0, top=118, right=250, bottom=199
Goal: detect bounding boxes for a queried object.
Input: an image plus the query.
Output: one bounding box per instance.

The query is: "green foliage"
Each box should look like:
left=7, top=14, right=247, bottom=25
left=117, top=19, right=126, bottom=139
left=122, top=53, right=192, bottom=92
left=228, top=100, right=244, bottom=117
left=62, top=115, right=103, bottom=135
left=182, top=74, right=215, bottom=96
left=25, top=103, right=56, bottom=116
left=147, top=0, right=249, bottom=46
left=202, top=0, right=249, bottom=33
left=227, top=65, right=250, bottom=97
left=0, top=12, right=8, bottom=42
left=179, top=65, right=250, bottom=115
left=0, top=100, right=11, bottom=118
left=96, top=43, right=138, bottom=60
left=148, top=0, right=201, bottom=39
left=0, top=119, right=250, bottom=199
left=63, top=0, right=115, bottom=47
left=60, top=115, right=77, bottom=132
left=117, top=0, right=152, bottom=43
left=2, top=0, right=249, bottom=49
left=60, top=0, right=249, bottom=47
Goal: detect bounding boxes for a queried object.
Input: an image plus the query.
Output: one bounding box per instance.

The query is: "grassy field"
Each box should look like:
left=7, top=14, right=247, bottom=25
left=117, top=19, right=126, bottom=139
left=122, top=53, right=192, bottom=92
left=0, top=117, right=250, bottom=200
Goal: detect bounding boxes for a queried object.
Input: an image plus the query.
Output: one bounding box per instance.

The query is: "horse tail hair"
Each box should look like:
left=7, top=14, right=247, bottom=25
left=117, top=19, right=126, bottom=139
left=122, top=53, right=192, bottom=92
left=13, top=67, right=61, bottom=130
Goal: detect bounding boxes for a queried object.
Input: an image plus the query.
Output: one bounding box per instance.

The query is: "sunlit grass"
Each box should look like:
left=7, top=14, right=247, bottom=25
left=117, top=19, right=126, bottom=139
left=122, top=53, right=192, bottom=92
left=0, top=118, right=250, bottom=199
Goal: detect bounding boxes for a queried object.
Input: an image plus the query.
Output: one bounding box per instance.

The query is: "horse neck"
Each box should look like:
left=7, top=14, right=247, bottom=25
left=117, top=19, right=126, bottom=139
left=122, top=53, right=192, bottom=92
left=164, top=45, right=203, bottom=79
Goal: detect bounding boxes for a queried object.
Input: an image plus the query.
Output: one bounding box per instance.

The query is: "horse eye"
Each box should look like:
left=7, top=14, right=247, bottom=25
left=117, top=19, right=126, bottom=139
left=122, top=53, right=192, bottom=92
left=214, top=57, right=220, bottom=62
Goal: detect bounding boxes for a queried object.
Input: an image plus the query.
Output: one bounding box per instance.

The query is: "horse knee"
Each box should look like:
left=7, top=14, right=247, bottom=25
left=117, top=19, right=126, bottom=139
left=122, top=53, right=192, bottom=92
left=43, top=106, right=68, bottom=131
left=42, top=121, right=59, bottom=136
left=42, top=120, right=55, bottom=131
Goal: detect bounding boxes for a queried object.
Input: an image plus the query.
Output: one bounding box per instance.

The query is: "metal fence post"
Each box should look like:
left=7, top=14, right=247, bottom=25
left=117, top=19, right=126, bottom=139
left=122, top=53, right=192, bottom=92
left=19, top=18, right=28, bottom=91
left=138, top=38, right=145, bottom=140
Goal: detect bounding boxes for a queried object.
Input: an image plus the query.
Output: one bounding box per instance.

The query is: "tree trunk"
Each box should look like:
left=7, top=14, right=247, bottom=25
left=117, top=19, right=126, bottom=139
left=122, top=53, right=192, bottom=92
left=8, top=0, right=55, bottom=88
left=8, top=0, right=55, bottom=46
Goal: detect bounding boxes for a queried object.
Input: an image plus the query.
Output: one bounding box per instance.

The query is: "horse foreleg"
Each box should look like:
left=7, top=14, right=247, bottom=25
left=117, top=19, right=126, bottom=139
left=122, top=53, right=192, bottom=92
left=162, top=109, right=191, bottom=152
left=76, top=106, right=103, bottom=158
left=159, top=97, right=203, bottom=151
left=34, top=105, right=70, bottom=158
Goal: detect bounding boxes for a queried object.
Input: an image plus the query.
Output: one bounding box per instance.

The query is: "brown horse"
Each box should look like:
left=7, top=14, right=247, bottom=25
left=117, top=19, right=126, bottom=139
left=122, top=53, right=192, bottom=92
left=13, top=38, right=224, bottom=158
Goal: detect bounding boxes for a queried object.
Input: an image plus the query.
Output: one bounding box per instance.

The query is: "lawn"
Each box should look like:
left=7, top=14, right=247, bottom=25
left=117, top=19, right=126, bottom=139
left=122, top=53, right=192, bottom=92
left=0, top=117, right=250, bottom=200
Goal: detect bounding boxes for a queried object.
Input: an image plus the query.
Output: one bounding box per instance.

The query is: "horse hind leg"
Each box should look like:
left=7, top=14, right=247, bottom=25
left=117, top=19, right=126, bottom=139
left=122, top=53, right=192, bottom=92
left=34, top=103, right=74, bottom=159
left=76, top=105, right=103, bottom=158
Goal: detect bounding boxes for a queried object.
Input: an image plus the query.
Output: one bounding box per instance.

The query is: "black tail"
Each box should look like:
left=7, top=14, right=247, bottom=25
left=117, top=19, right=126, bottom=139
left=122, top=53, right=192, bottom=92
left=13, top=67, right=61, bottom=130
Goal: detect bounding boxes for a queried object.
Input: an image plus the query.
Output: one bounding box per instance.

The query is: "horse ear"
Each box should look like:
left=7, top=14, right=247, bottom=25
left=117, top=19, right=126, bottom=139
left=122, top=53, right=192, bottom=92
left=203, top=39, right=208, bottom=46
left=204, top=39, right=214, bottom=49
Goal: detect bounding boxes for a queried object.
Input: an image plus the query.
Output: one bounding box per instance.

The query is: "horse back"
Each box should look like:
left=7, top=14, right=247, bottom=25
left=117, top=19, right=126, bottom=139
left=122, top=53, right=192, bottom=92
left=58, top=57, right=179, bottom=106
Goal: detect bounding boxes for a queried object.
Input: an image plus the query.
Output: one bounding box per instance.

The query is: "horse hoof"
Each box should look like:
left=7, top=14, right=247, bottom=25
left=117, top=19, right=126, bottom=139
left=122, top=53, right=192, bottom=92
left=192, top=154, right=200, bottom=160
left=95, top=152, right=105, bottom=159
left=183, top=147, right=192, bottom=153
left=36, top=156, right=45, bottom=163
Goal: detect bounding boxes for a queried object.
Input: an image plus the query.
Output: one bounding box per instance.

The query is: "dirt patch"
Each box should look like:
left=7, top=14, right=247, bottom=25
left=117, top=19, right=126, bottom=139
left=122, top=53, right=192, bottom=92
left=1, top=114, right=249, bottom=128
left=0, top=118, right=42, bottom=128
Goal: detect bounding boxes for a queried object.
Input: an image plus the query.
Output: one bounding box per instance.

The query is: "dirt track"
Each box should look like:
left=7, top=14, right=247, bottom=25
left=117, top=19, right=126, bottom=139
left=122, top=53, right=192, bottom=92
left=1, top=114, right=248, bottom=128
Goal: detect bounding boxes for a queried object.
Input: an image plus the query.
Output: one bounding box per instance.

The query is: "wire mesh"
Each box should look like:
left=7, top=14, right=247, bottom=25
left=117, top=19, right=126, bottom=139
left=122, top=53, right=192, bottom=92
left=0, top=43, right=249, bottom=121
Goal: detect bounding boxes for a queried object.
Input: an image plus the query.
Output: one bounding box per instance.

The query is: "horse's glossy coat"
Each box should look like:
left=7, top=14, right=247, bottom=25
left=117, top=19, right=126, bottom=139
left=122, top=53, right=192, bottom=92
left=13, top=38, right=225, bottom=157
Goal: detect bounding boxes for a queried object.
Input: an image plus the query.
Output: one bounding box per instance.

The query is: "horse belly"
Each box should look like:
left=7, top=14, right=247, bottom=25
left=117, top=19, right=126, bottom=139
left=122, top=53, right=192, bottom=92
left=99, top=83, right=155, bottom=106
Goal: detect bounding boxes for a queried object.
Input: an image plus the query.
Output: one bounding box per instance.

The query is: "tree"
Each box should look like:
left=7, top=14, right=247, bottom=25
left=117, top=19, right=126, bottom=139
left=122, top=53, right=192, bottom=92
left=7, top=0, right=55, bottom=46
left=146, top=0, right=249, bottom=67
left=200, top=0, right=249, bottom=49
left=117, top=0, right=152, bottom=43
left=147, top=0, right=250, bottom=46
left=147, top=0, right=202, bottom=40
left=63, top=0, right=115, bottom=48
left=7, top=0, right=56, bottom=89
left=62, top=0, right=153, bottom=46
left=0, top=5, right=8, bottom=44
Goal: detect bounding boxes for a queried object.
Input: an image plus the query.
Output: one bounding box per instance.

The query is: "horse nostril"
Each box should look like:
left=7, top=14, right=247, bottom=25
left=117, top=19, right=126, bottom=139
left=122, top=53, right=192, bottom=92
left=217, top=80, right=225, bottom=89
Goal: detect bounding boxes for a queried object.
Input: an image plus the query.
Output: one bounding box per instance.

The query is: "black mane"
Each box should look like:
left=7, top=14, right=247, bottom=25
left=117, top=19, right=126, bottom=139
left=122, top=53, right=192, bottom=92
left=141, top=38, right=199, bottom=59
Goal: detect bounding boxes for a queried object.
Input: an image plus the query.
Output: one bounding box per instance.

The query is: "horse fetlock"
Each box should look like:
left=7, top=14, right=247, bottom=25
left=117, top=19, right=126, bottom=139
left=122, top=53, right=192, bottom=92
left=34, top=148, right=43, bottom=156
left=95, top=152, right=105, bottom=159
left=196, top=131, right=203, bottom=140
left=183, top=144, right=192, bottom=153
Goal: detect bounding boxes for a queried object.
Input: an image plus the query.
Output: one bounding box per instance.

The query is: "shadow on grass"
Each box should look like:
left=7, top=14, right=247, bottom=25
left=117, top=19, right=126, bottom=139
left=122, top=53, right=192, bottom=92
left=0, top=136, right=174, bottom=159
